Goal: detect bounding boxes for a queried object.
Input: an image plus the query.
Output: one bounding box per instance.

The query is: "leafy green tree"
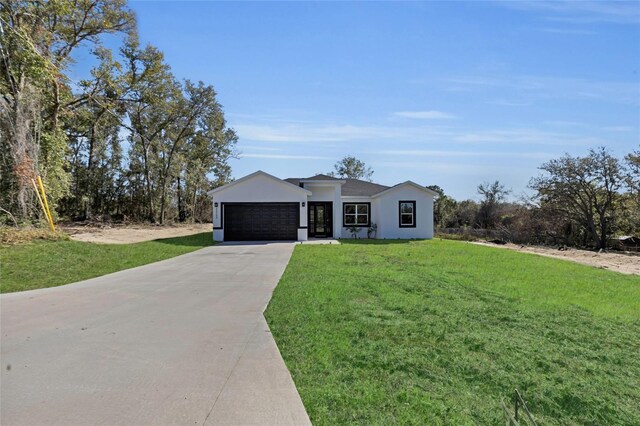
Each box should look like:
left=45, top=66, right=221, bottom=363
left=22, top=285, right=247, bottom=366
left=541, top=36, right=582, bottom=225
left=330, top=156, right=373, bottom=181
left=0, top=0, right=133, bottom=218
left=62, top=47, right=125, bottom=220
left=530, top=147, right=625, bottom=249
left=625, top=148, right=639, bottom=201
left=120, top=36, right=180, bottom=221
left=427, top=185, right=456, bottom=228
left=179, top=93, right=236, bottom=222
left=622, top=148, right=640, bottom=234
left=120, top=37, right=236, bottom=223
left=1, top=2, right=237, bottom=225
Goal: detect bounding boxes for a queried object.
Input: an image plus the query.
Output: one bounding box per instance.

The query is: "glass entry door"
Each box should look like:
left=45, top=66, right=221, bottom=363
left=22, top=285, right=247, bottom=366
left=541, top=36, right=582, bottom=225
left=308, top=202, right=332, bottom=238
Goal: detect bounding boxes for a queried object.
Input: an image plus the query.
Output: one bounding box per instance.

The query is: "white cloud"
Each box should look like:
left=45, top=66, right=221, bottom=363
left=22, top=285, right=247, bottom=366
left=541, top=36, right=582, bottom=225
left=230, top=117, right=610, bottom=159
left=602, top=126, right=635, bottom=132
left=239, top=153, right=331, bottom=160
left=544, top=120, right=586, bottom=127
left=374, top=160, right=524, bottom=175
left=442, top=74, right=640, bottom=106
left=486, top=99, right=533, bottom=107
left=537, top=27, right=596, bottom=35
left=239, top=145, right=282, bottom=151
left=376, top=150, right=554, bottom=160
left=502, top=1, right=640, bottom=25
left=393, top=110, right=456, bottom=120
left=233, top=123, right=403, bottom=143
left=454, top=129, right=601, bottom=146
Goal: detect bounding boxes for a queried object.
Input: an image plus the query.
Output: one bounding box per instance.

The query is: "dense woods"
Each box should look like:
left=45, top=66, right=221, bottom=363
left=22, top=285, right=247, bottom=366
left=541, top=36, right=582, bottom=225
left=0, top=1, right=237, bottom=224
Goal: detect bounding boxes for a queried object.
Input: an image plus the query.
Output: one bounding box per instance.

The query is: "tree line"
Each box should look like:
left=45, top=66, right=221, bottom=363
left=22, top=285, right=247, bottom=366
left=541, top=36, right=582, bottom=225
left=431, top=147, right=640, bottom=250
left=320, top=151, right=638, bottom=250
left=1, top=0, right=237, bottom=225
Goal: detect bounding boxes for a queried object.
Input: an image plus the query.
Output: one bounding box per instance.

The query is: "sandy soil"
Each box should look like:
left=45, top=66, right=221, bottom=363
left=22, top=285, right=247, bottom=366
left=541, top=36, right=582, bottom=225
left=472, top=241, right=640, bottom=275
left=64, top=223, right=211, bottom=244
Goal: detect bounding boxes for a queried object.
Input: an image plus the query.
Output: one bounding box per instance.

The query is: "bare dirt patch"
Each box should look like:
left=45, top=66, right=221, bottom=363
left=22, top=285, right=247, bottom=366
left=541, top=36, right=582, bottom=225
left=472, top=241, right=640, bottom=275
left=63, top=223, right=211, bottom=244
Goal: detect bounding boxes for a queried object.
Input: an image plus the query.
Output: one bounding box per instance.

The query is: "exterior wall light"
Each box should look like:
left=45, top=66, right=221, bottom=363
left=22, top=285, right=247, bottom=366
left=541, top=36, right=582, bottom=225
left=301, top=202, right=305, bottom=207
left=214, top=202, right=218, bottom=207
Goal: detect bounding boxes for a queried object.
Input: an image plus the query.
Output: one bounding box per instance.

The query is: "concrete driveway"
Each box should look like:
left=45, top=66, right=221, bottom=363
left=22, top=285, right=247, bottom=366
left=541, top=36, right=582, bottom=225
left=1, top=242, right=311, bottom=425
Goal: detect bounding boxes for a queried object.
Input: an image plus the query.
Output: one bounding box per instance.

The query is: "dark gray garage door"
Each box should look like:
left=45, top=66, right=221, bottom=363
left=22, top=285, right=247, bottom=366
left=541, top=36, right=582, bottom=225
left=223, top=203, right=299, bottom=241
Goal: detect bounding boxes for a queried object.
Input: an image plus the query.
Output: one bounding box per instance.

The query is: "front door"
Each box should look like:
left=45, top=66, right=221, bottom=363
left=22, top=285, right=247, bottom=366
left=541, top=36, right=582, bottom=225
left=308, top=202, right=332, bottom=238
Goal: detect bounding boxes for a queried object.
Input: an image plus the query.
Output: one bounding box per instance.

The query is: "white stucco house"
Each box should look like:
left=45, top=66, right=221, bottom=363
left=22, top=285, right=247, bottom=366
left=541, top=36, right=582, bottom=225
left=207, top=170, right=437, bottom=241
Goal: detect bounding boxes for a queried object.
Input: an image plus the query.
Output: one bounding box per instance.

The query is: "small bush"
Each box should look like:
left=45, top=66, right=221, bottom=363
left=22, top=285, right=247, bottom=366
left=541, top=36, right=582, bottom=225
left=436, top=232, right=476, bottom=241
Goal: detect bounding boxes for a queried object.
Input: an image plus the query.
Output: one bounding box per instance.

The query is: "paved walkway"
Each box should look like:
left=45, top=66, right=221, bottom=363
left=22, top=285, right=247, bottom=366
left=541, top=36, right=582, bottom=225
left=1, top=242, right=311, bottom=425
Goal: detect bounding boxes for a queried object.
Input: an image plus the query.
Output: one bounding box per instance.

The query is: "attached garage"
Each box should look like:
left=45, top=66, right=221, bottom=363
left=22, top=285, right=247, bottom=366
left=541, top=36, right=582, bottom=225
left=209, top=171, right=310, bottom=242
left=223, top=203, right=299, bottom=241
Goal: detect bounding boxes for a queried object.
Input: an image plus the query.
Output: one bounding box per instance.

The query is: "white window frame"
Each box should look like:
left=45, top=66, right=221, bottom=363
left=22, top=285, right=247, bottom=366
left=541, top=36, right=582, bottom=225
left=343, top=203, right=370, bottom=227
left=399, top=201, right=416, bottom=228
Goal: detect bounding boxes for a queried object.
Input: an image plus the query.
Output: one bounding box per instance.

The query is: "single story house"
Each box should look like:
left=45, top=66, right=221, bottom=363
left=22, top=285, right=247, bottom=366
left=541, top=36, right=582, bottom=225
left=208, top=170, right=437, bottom=241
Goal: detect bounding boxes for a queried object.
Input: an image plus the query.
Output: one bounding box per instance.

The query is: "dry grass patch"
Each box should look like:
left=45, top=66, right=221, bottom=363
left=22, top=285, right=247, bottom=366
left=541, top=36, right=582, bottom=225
left=0, top=226, right=68, bottom=246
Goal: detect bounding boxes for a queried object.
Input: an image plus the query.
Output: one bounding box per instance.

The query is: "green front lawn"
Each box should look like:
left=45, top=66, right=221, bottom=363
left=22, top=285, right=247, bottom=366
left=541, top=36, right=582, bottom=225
left=265, top=239, right=640, bottom=425
left=0, top=232, right=214, bottom=293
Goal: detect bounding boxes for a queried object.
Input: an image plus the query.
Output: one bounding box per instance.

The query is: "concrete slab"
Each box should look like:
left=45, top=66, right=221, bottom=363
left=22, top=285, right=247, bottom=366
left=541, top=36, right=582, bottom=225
left=299, top=238, right=340, bottom=245
left=1, top=242, right=310, bottom=426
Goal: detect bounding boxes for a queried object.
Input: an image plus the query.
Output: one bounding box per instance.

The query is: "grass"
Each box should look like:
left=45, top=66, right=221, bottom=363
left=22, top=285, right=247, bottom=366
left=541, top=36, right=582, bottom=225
left=265, top=239, right=640, bottom=425
left=0, top=232, right=214, bottom=293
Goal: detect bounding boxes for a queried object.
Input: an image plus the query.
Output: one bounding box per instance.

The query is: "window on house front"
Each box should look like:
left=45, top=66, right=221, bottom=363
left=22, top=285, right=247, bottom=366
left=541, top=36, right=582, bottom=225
left=343, top=203, right=370, bottom=226
left=399, top=201, right=416, bottom=227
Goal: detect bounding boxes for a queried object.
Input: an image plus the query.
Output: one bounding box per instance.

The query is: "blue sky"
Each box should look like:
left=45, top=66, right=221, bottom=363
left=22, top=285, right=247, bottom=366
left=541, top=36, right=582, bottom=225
left=73, top=1, right=640, bottom=200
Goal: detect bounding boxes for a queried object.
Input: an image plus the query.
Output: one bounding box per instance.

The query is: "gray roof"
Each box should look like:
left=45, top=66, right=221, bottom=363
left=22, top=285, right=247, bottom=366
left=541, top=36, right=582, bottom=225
left=341, top=178, right=389, bottom=196
left=284, top=174, right=341, bottom=186
left=283, top=178, right=302, bottom=186
left=284, top=175, right=390, bottom=196
left=304, top=174, right=342, bottom=181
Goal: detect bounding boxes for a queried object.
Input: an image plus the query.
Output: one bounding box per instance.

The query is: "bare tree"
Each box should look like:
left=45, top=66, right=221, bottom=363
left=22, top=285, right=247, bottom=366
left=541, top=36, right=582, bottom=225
left=476, top=180, right=511, bottom=228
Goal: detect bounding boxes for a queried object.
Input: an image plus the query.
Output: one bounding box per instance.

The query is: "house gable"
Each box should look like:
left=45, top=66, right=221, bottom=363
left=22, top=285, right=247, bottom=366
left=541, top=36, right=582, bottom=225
left=208, top=170, right=311, bottom=198
left=371, top=181, right=437, bottom=198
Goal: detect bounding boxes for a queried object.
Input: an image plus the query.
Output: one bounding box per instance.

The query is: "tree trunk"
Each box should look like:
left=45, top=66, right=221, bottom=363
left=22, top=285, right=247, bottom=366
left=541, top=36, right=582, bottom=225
left=141, top=145, right=154, bottom=222
left=598, top=213, right=608, bottom=250
left=192, top=184, right=198, bottom=222
left=159, top=183, right=166, bottom=225
left=8, top=82, right=38, bottom=218
left=177, top=174, right=185, bottom=222
left=586, top=216, right=600, bottom=249
left=51, top=78, right=60, bottom=129
left=85, top=120, right=98, bottom=220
